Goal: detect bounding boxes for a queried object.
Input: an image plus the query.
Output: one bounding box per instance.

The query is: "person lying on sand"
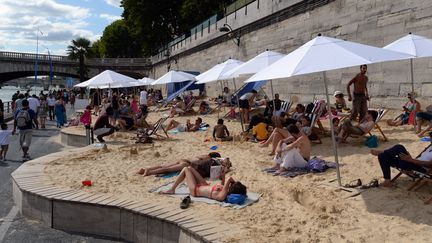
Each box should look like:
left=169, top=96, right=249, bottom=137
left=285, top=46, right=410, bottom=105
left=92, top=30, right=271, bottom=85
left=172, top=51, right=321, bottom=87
left=160, top=166, right=246, bottom=202
left=371, top=132, right=432, bottom=187
left=165, top=117, right=202, bottom=132
left=137, top=152, right=231, bottom=177
left=213, top=118, right=233, bottom=141
left=270, top=124, right=311, bottom=174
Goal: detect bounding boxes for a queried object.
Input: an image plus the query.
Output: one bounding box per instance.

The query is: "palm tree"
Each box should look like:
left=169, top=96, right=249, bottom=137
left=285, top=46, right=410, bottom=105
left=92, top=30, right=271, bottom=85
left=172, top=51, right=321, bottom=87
left=67, top=37, right=91, bottom=82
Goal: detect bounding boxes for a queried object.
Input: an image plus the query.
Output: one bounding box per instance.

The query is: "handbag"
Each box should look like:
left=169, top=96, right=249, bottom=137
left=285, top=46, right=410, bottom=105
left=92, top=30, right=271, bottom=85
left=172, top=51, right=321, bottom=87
left=365, top=135, right=378, bottom=148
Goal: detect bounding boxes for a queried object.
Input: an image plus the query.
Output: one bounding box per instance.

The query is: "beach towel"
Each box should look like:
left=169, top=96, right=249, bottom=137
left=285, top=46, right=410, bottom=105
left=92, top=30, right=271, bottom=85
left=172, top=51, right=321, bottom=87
left=262, top=160, right=338, bottom=177
left=155, top=171, right=180, bottom=179
left=150, top=182, right=261, bottom=209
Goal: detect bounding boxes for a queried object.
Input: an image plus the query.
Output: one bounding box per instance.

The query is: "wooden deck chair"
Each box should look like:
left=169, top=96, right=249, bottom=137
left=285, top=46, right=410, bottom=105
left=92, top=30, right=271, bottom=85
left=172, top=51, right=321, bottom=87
left=146, top=117, right=169, bottom=139
left=179, top=98, right=196, bottom=116
left=406, top=169, right=432, bottom=204
left=280, top=100, right=292, bottom=113
left=310, top=100, right=326, bottom=134
left=391, top=144, right=432, bottom=184
left=368, top=108, right=389, bottom=141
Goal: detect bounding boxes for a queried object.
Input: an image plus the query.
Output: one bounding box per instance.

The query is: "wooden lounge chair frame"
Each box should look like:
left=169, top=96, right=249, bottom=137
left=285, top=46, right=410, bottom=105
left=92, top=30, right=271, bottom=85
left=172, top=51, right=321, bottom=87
left=146, top=117, right=169, bottom=139
left=368, top=108, right=389, bottom=141
left=406, top=169, right=432, bottom=204
left=179, top=98, right=196, bottom=116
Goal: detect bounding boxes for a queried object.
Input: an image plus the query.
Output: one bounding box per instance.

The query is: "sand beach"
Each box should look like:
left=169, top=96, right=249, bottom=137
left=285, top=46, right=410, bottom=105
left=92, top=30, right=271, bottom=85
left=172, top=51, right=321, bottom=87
left=47, top=108, right=432, bottom=242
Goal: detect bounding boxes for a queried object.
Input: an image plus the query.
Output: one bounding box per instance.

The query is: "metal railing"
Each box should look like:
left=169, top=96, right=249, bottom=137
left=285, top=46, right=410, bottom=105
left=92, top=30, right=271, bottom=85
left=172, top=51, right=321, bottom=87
left=0, top=51, right=151, bottom=66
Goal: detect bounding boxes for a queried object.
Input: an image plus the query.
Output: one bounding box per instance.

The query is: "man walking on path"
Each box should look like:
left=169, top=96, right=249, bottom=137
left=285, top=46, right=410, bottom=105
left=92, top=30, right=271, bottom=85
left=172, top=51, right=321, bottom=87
left=12, top=99, right=38, bottom=160
left=347, top=64, right=369, bottom=121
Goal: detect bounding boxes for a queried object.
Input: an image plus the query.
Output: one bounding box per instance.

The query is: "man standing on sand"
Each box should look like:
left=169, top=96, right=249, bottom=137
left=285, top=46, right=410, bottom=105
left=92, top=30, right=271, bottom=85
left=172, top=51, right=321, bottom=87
left=347, top=64, right=369, bottom=121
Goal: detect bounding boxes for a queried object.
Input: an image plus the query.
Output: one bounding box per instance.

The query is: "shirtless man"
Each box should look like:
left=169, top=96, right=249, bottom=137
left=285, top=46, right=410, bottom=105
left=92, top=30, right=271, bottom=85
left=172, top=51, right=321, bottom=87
left=271, top=124, right=311, bottom=174
left=213, top=118, right=233, bottom=141
left=347, top=64, right=369, bottom=121
left=137, top=152, right=231, bottom=177
left=166, top=117, right=202, bottom=132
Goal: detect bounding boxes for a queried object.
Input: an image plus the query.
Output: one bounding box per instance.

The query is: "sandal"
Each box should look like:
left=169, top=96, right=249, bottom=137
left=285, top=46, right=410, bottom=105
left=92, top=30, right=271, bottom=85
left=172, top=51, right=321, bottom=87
left=180, top=196, right=191, bottom=209
left=344, top=179, right=362, bottom=188
left=360, top=179, right=379, bottom=189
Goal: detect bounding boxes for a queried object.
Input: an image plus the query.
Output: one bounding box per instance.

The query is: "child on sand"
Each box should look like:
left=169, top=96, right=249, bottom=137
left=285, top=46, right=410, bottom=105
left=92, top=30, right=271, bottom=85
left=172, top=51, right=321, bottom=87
left=79, top=105, right=92, bottom=127
left=0, top=123, right=12, bottom=161
left=213, top=119, right=233, bottom=141
left=252, top=121, right=269, bottom=142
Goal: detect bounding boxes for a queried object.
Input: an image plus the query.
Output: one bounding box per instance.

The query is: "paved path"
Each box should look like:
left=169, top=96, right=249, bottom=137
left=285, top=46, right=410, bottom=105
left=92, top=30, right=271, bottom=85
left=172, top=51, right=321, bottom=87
left=0, top=100, right=119, bottom=243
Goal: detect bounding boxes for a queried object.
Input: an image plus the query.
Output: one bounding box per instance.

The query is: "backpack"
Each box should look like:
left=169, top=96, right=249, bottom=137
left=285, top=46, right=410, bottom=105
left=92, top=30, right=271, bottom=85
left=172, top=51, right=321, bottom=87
left=16, top=109, right=30, bottom=128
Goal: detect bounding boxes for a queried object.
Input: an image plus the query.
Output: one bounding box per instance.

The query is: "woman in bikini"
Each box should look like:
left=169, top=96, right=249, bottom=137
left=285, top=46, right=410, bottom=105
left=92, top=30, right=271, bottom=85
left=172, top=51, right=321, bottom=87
left=160, top=166, right=246, bottom=202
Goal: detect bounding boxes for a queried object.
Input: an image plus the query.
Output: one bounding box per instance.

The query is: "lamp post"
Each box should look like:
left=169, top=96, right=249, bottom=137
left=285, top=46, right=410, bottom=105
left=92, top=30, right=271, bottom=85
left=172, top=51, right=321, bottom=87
left=34, top=28, right=44, bottom=84
left=219, top=23, right=240, bottom=46
left=42, top=45, right=53, bottom=86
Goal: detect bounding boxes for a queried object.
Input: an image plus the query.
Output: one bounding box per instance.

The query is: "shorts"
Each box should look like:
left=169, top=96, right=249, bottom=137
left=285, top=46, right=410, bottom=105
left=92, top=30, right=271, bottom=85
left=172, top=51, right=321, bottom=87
left=177, top=124, right=187, bottom=132
left=94, top=127, right=112, bottom=136
left=19, top=129, right=32, bottom=148
left=1, top=144, right=8, bottom=149
left=121, top=117, right=134, bottom=129
left=239, top=99, right=250, bottom=109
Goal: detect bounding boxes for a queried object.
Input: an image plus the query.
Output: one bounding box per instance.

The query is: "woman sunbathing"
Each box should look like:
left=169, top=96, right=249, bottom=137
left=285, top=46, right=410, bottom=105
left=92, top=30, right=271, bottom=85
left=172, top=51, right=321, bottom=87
left=387, top=92, right=420, bottom=126
left=137, top=152, right=231, bottom=177
left=160, top=166, right=246, bottom=202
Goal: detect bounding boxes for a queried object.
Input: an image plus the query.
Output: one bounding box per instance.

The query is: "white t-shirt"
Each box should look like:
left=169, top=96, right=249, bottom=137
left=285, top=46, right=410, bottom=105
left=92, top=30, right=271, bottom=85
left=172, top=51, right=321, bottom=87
left=139, top=90, right=148, bottom=105
left=27, top=97, right=40, bottom=113
left=47, top=97, right=56, bottom=106
left=418, top=148, right=432, bottom=162
left=0, top=130, right=12, bottom=145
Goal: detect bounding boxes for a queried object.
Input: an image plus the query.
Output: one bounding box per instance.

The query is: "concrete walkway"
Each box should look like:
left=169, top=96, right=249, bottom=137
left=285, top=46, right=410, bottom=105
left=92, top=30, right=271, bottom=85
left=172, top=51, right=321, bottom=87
left=0, top=99, right=119, bottom=243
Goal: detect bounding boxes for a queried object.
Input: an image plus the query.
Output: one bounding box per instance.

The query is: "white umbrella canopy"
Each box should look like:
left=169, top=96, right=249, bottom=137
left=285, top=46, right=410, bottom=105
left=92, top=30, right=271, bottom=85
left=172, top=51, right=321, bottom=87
left=151, top=70, right=196, bottom=85
left=138, top=77, right=156, bottom=85
left=245, top=34, right=413, bottom=186
left=75, top=70, right=137, bottom=88
left=383, top=33, right=432, bottom=92
left=383, top=33, right=432, bottom=57
left=246, top=35, right=413, bottom=83
left=224, top=50, right=285, bottom=78
left=195, top=59, right=244, bottom=84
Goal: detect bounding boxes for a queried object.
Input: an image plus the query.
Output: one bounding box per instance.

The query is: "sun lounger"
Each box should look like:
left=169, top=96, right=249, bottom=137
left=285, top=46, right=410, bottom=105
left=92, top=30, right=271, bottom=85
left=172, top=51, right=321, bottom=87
left=145, top=117, right=169, bottom=139
left=391, top=144, right=431, bottom=186
left=405, top=169, right=432, bottom=204
left=178, top=98, right=196, bottom=115
left=369, top=108, right=389, bottom=141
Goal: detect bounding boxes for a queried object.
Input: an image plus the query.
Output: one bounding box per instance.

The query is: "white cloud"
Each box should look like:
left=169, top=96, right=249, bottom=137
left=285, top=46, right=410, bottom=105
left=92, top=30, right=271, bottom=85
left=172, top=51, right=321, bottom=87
left=100, top=14, right=122, bottom=22
left=0, top=0, right=97, bottom=54
left=104, top=0, right=121, bottom=8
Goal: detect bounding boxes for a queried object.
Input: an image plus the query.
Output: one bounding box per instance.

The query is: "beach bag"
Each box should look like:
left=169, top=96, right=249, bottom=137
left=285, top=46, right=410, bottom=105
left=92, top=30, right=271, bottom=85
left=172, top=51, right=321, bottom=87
left=16, top=109, right=30, bottom=128
left=225, top=194, right=247, bottom=205
left=365, top=135, right=378, bottom=148
left=308, top=157, right=326, bottom=172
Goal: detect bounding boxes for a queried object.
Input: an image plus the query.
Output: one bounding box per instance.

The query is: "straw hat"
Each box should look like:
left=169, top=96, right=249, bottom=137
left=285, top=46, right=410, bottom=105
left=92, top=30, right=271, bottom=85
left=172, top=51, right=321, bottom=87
left=333, top=91, right=343, bottom=97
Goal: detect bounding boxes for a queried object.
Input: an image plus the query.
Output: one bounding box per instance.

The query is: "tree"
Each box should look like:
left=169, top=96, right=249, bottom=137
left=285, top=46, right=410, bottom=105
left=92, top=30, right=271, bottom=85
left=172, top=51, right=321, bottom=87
left=100, top=20, right=140, bottom=57
left=67, top=37, right=91, bottom=82
left=179, top=0, right=231, bottom=31
left=90, top=39, right=104, bottom=58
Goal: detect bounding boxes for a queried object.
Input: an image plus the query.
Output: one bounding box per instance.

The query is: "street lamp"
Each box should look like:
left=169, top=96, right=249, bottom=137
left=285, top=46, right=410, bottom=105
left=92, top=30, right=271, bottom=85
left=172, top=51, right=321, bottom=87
left=219, top=23, right=240, bottom=46
left=42, top=45, right=53, bottom=86
left=34, top=28, right=44, bottom=84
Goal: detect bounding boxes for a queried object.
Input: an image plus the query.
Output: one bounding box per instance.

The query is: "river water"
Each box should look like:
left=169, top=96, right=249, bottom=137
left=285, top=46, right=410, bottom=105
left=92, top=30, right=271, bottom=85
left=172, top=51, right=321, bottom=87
left=0, top=86, right=61, bottom=102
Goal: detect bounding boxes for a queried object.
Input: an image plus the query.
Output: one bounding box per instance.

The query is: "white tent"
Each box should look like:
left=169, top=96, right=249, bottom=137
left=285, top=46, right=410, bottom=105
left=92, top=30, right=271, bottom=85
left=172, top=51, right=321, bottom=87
left=138, top=77, right=156, bottom=85
left=74, top=70, right=137, bottom=88
left=383, top=33, right=432, bottom=92
left=151, top=70, right=196, bottom=85
left=246, top=34, right=413, bottom=186
left=195, top=59, right=244, bottom=84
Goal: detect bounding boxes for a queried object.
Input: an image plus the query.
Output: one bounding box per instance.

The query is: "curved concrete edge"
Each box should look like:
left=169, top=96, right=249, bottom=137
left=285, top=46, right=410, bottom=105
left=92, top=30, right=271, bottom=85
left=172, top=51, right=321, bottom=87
left=60, top=129, right=88, bottom=147
left=12, top=147, right=230, bottom=243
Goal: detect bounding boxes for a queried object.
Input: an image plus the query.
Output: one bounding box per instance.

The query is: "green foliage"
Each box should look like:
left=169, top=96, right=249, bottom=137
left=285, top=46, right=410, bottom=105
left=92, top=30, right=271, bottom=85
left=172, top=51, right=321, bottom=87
left=67, top=37, right=91, bottom=82
left=90, top=39, right=104, bottom=58
left=100, top=19, right=141, bottom=57
left=121, top=0, right=234, bottom=55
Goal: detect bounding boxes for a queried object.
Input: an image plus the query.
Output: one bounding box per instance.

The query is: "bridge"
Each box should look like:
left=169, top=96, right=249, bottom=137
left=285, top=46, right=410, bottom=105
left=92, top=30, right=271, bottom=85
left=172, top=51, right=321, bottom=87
left=0, top=51, right=153, bottom=83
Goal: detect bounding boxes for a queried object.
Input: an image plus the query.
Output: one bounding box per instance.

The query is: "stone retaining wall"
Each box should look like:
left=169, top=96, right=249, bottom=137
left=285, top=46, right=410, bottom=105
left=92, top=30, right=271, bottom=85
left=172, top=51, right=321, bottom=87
left=12, top=147, right=232, bottom=243
left=151, top=0, right=432, bottom=108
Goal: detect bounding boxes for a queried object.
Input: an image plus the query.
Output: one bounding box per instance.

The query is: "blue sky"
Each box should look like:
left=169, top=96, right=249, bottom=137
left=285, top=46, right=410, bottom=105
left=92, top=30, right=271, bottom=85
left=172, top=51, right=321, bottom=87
left=0, top=0, right=122, bottom=55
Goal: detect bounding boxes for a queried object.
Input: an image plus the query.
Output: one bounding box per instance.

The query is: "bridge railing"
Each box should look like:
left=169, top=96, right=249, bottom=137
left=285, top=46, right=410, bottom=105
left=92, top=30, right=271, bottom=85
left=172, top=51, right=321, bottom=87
left=0, top=51, right=151, bottom=66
